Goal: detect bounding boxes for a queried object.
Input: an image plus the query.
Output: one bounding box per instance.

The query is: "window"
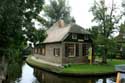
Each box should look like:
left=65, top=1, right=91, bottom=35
left=72, top=34, right=77, bottom=39
left=35, top=48, right=37, bottom=54
left=53, top=48, right=60, bottom=56
left=41, top=48, right=45, bottom=55
left=84, top=35, right=89, bottom=40
left=65, top=44, right=76, bottom=57
left=33, top=48, right=35, bottom=54
left=38, top=48, right=41, bottom=54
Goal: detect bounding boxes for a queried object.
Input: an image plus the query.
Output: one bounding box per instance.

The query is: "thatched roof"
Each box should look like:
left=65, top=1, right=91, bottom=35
left=43, top=20, right=90, bottom=43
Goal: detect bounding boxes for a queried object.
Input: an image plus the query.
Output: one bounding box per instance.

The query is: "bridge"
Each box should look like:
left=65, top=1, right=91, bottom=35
left=115, top=64, right=125, bottom=83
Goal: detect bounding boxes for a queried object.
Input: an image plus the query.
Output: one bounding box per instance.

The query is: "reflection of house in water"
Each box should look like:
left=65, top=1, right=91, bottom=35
left=33, top=20, right=93, bottom=65
left=34, top=68, right=116, bottom=83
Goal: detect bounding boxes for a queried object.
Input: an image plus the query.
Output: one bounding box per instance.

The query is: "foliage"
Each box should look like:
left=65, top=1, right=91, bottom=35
left=42, top=0, right=75, bottom=27
left=6, top=63, right=22, bottom=83
left=0, top=0, right=45, bottom=61
left=116, top=24, right=125, bottom=59
left=90, top=0, right=122, bottom=63
left=27, top=28, right=47, bottom=46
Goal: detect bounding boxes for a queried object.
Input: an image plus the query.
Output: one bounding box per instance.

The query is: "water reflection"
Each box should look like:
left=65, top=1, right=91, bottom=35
left=5, top=63, right=22, bottom=83
left=34, top=68, right=116, bottom=83
left=15, top=63, right=38, bottom=83
left=3, top=63, right=125, bottom=83
left=120, top=73, right=125, bottom=83
left=5, top=63, right=39, bottom=83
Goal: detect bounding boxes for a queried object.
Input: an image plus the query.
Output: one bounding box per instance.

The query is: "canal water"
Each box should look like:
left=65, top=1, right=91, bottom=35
left=4, top=63, right=125, bottom=83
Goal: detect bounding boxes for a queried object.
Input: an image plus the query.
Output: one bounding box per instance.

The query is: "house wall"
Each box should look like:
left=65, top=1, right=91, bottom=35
left=34, top=43, right=63, bottom=64
left=62, top=42, right=90, bottom=64
left=64, top=33, right=92, bottom=43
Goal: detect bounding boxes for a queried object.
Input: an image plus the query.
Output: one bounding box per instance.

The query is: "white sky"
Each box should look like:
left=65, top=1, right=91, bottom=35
left=35, top=0, right=123, bottom=29
left=68, top=0, right=94, bottom=28
left=68, top=0, right=122, bottom=28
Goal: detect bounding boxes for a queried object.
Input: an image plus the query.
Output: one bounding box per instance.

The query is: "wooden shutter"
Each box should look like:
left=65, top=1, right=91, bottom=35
left=76, top=44, right=79, bottom=56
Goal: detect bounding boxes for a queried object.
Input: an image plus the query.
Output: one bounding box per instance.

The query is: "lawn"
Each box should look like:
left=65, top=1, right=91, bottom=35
left=27, top=56, right=125, bottom=74
left=62, top=59, right=125, bottom=74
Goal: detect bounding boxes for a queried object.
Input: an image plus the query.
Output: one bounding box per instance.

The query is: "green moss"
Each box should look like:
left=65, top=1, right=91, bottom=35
left=26, top=56, right=125, bottom=74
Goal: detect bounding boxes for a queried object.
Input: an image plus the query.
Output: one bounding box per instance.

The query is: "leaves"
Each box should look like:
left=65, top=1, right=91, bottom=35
left=90, top=0, right=122, bottom=63
left=0, top=0, right=45, bottom=59
left=42, top=0, right=74, bottom=27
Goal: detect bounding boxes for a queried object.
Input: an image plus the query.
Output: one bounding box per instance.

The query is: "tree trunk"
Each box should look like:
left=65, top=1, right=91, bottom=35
left=102, top=48, right=107, bottom=63
left=2, top=55, right=5, bottom=65
left=92, top=43, right=95, bottom=63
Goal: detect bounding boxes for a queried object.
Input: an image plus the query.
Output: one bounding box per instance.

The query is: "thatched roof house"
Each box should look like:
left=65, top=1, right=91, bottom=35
left=33, top=20, right=93, bottom=65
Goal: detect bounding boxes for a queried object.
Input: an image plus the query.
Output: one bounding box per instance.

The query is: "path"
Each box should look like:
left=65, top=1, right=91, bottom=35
left=31, top=56, right=62, bottom=67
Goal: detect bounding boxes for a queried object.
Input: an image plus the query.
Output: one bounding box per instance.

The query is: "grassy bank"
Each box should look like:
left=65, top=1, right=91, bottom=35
left=62, top=59, right=125, bottom=74
left=26, top=56, right=62, bottom=73
left=26, top=56, right=125, bottom=75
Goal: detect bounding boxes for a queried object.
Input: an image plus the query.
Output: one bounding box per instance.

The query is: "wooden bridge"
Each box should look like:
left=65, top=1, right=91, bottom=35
left=115, top=64, right=125, bottom=83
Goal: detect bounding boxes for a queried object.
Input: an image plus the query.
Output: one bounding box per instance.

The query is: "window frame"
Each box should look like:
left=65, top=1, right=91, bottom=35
left=84, top=35, right=89, bottom=40
left=72, top=34, right=77, bottom=39
left=53, top=48, right=60, bottom=56
left=65, top=43, right=76, bottom=57
left=41, top=48, right=45, bottom=55
left=35, top=48, right=37, bottom=54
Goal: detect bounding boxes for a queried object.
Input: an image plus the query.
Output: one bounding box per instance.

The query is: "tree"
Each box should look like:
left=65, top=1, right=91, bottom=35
left=0, top=0, right=45, bottom=61
left=41, top=0, right=74, bottom=27
left=27, top=28, right=46, bottom=46
left=90, top=0, right=122, bottom=63
left=116, top=24, right=125, bottom=59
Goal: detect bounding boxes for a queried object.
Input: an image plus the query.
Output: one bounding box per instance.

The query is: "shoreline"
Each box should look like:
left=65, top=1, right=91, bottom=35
left=26, top=56, right=117, bottom=77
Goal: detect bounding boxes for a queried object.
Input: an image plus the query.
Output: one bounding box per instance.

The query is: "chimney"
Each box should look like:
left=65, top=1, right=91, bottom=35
left=58, top=20, right=64, bottom=28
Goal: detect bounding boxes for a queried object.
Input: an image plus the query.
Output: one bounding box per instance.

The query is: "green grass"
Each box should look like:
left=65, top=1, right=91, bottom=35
left=27, top=56, right=125, bottom=74
left=62, top=59, right=125, bottom=74
left=62, top=64, right=114, bottom=74
left=108, top=59, right=125, bottom=65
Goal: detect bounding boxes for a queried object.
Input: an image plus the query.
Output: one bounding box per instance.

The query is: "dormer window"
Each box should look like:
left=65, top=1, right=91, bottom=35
left=72, top=34, right=77, bottom=39
left=84, top=35, right=89, bottom=40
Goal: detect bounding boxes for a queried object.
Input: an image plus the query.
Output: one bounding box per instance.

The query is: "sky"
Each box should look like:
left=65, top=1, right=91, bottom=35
left=34, top=0, right=123, bottom=29
left=68, top=0, right=94, bottom=28
left=68, top=0, right=122, bottom=28
left=31, top=0, right=123, bottom=44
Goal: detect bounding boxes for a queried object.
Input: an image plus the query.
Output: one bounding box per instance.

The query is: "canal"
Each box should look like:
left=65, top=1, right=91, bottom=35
left=3, top=62, right=125, bottom=83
